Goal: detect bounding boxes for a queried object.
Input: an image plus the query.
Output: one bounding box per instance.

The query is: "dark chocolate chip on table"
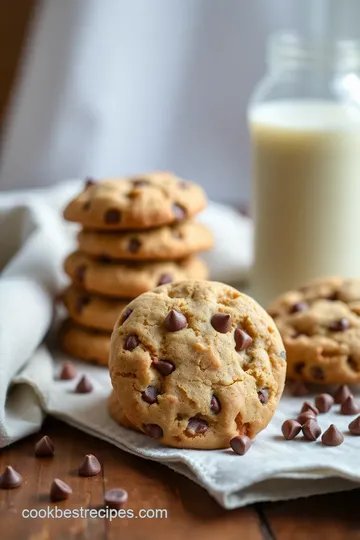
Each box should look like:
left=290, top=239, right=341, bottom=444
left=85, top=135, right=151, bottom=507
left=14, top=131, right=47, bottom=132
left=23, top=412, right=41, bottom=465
left=321, top=424, right=344, bottom=446
left=104, top=488, right=128, bottom=510
left=282, top=419, right=302, bottom=440
left=349, top=416, right=360, bottom=435
left=50, top=479, right=72, bottom=501
left=315, top=393, right=334, bottom=413
left=143, top=424, right=163, bottom=439
left=158, top=273, right=173, bottom=286
left=75, top=375, right=93, bottom=394
left=164, top=309, right=187, bottom=332
left=302, top=419, right=322, bottom=441
left=210, top=395, right=221, bottom=414
left=234, top=328, right=253, bottom=352
left=35, top=436, right=55, bottom=457
left=187, top=418, right=208, bottom=435
left=300, top=402, right=319, bottom=416
left=78, top=454, right=101, bottom=477
left=59, top=361, right=78, bottom=380
left=290, top=381, right=309, bottom=397
left=0, top=466, right=22, bottom=489
left=142, top=386, right=158, bottom=405
left=104, top=208, right=121, bottom=224
left=333, top=384, right=352, bottom=404
left=153, top=359, right=175, bottom=376
left=340, top=395, right=360, bottom=415
left=124, top=334, right=140, bottom=351
left=297, top=411, right=317, bottom=425
left=211, top=313, right=232, bottom=333
left=230, top=435, right=252, bottom=455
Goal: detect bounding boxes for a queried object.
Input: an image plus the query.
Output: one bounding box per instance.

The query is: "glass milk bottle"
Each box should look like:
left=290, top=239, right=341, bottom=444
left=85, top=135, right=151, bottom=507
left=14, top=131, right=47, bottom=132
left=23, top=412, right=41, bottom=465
left=248, top=32, right=360, bottom=306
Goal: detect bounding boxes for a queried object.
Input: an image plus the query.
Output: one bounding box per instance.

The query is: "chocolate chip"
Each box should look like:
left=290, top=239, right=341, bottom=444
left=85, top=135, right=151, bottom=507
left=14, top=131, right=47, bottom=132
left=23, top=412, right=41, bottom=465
left=172, top=204, right=186, bottom=221
left=340, top=395, right=360, bottom=415
left=234, top=329, right=253, bottom=352
left=124, top=334, right=140, bottom=351
left=164, top=309, right=187, bottom=332
left=333, top=384, right=352, bottom=404
left=291, top=381, right=309, bottom=397
left=75, top=375, right=93, bottom=394
left=104, top=208, right=121, bottom=224
left=282, top=419, right=302, bottom=440
left=143, top=424, right=163, bottom=439
left=142, top=386, right=158, bottom=405
left=35, top=436, right=55, bottom=457
left=153, top=359, right=175, bottom=376
left=78, top=454, right=101, bottom=477
left=75, top=294, right=90, bottom=314
left=328, top=318, right=350, bottom=332
left=75, top=265, right=86, bottom=284
left=302, top=419, right=321, bottom=441
left=85, top=177, right=96, bottom=188
left=349, top=416, right=360, bottom=435
left=327, top=291, right=339, bottom=301
left=290, top=301, right=308, bottom=314
left=121, top=308, right=133, bottom=324
left=187, top=418, right=208, bottom=435
left=347, top=356, right=360, bottom=372
left=133, top=178, right=149, bottom=187
left=300, top=402, right=319, bottom=415
left=230, top=435, right=252, bottom=455
left=297, top=411, right=317, bottom=425
left=211, top=313, right=232, bottom=333
left=128, top=238, right=141, bottom=253
left=315, top=393, right=334, bottom=413
left=0, top=466, right=22, bottom=489
left=210, top=395, right=221, bottom=414
left=294, top=362, right=305, bottom=374
left=50, top=479, right=72, bottom=501
left=310, top=366, right=325, bottom=381
left=104, top=488, right=128, bottom=510
left=157, top=273, right=173, bottom=286
left=59, top=361, right=78, bottom=380
left=321, top=424, right=344, bottom=446
left=258, top=388, right=269, bottom=404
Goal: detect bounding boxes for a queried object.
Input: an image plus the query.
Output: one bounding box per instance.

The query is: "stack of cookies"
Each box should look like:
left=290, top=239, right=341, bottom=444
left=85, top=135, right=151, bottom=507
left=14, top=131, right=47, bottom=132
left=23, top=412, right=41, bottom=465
left=60, top=171, right=213, bottom=365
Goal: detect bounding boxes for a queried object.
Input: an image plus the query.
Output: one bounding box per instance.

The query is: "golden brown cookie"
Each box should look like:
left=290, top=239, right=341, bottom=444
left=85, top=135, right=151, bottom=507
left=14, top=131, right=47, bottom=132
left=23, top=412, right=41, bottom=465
left=108, top=390, right=140, bottom=431
left=268, top=276, right=360, bottom=384
left=63, top=172, right=206, bottom=230
left=62, top=285, right=130, bottom=332
left=109, top=280, right=286, bottom=449
left=64, top=251, right=208, bottom=298
left=77, top=220, right=213, bottom=261
left=60, top=319, right=110, bottom=365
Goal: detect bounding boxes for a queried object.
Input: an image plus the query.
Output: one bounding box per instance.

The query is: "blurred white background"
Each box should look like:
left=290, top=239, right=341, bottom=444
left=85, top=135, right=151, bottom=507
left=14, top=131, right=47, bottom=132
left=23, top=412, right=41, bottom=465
left=0, top=0, right=359, bottom=204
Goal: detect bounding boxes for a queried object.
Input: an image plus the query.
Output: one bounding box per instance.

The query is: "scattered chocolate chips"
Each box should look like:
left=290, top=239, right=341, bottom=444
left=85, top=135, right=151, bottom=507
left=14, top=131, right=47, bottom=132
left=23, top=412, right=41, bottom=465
left=333, top=384, right=352, bottom=404
left=75, top=375, right=93, bottom=394
left=282, top=419, right=302, bottom=440
left=310, top=366, right=325, bottom=381
left=210, top=395, right=221, bottom=414
left=328, top=318, right=350, bottom=332
left=157, top=273, right=173, bottom=286
left=75, top=294, right=90, bottom=314
left=143, top=424, right=163, bottom=439
left=300, top=402, right=319, bottom=416
left=290, top=301, right=308, bottom=314
left=75, top=265, right=86, bottom=284
left=172, top=204, right=186, bottom=221
left=291, top=381, right=309, bottom=397
left=321, top=424, right=344, bottom=446
left=187, top=418, right=208, bottom=435
left=153, top=359, right=175, bottom=376
left=234, top=329, right=253, bottom=352
left=124, top=334, right=140, bottom=351
left=348, top=416, right=360, bottom=435
left=230, top=435, right=252, bottom=456
left=104, top=488, right=128, bottom=510
left=78, top=454, right=101, bottom=477
left=121, top=308, right=133, bottom=324
left=0, top=466, right=22, bottom=489
left=104, top=208, right=121, bottom=224
left=302, top=419, right=322, bottom=441
left=297, top=411, right=317, bottom=425
left=315, top=393, right=334, bottom=413
left=164, top=309, right=187, bottom=332
left=340, top=395, right=360, bottom=415
left=128, top=238, right=141, bottom=253
left=142, top=386, right=158, bottom=405
left=50, top=479, right=72, bottom=502
left=258, top=388, right=269, bottom=405
left=211, top=313, right=232, bottom=333
left=59, top=361, right=77, bottom=380
left=35, top=436, right=55, bottom=457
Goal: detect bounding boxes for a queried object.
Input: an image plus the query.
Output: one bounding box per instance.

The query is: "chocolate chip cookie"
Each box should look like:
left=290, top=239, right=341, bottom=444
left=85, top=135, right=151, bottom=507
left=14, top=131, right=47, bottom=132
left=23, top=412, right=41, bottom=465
left=268, top=276, right=360, bottom=384
left=77, top=220, right=213, bottom=261
left=64, top=251, right=208, bottom=298
left=60, top=319, right=110, bottom=365
left=62, top=285, right=130, bottom=332
left=109, top=280, right=286, bottom=449
left=63, top=172, right=206, bottom=230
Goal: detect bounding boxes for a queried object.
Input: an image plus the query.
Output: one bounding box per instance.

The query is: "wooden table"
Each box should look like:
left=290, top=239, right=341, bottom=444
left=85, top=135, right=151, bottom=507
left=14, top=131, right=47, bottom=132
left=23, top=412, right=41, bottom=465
left=0, top=417, right=359, bottom=539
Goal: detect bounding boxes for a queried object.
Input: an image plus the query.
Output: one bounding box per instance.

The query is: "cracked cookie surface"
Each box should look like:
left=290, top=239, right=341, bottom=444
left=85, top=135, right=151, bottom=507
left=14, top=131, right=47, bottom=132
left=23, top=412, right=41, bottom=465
left=109, top=280, right=286, bottom=449
left=268, top=276, right=360, bottom=384
left=63, top=172, right=206, bottom=230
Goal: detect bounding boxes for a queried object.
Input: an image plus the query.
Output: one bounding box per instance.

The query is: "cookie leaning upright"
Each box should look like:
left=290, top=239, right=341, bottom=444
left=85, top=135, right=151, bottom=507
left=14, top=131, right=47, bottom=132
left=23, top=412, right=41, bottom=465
left=109, top=280, right=286, bottom=450
left=268, top=276, right=360, bottom=384
left=63, top=172, right=207, bottom=230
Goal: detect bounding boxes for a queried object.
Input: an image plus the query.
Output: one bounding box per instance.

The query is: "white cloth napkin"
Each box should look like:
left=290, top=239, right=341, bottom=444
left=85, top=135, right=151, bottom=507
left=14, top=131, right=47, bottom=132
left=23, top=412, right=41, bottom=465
left=1, top=181, right=360, bottom=509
